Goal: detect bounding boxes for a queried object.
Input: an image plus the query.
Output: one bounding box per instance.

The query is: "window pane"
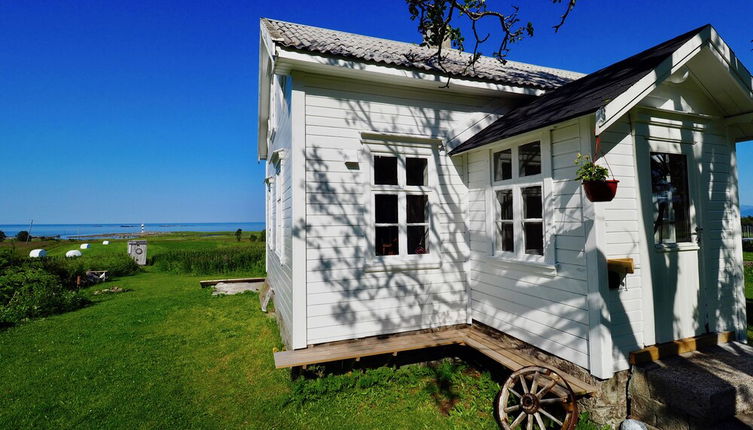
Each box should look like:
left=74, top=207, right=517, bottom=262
left=374, top=156, right=398, bottom=185
left=519, top=142, right=541, bottom=176
left=522, top=186, right=542, bottom=219
left=496, top=222, right=514, bottom=253
left=493, top=149, right=512, bottom=181
left=524, top=222, right=543, bottom=255
left=376, top=226, right=399, bottom=256
left=408, top=226, right=429, bottom=254
left=651, top=153, right=691, bottom=243
left=407, top=194, right=427, bottom=223
left=496, top=190, right=513, bottom=220
left=406, top=158, right=428, bottom=186
left=375, top=194, right=398, bottom=223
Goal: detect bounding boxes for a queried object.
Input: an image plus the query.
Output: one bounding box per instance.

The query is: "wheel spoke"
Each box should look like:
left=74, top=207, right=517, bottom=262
left=509, top=388, right=523, bottom=399
left=536, top=373, right=560, bottom=399
left=511, top=411, right=527, bottom=428
left=534, top=412, right=547, bottom=430
left=505, top=405, right=521, bottom=413
left=530, top=371, right=540, bottom=394
left=519, top=374, right=529, bottom=394
left=538, top=407, right=563, bottom=426
left=539, top=397, right=567, bottom=405
left=526, top=414, right=534, bottom=430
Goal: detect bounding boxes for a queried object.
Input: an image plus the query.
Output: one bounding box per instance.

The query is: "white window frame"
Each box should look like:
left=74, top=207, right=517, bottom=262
left=488, top=133, right=554, bottom=266
left=363, top=134, right=442, bottom=272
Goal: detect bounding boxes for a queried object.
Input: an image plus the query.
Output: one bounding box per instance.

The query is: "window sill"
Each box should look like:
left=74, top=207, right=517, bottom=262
left=480, top=255, right=557, bottom=277
left=364, top=256, right=442, bottom=272
left=654, top=243, right=699, bottom=252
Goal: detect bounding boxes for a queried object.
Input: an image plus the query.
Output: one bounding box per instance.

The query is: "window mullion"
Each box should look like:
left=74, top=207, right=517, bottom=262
left=398, top=192, right=407, bottom=255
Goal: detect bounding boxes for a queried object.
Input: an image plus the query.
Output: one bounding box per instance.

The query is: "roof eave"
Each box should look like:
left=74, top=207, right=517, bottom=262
left=257, top=21, right=276, bottom=161
left=273, top=47, right=548, bottom=97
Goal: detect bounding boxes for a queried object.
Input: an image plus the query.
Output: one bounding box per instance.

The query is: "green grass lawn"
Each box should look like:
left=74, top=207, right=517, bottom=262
left=0, top=266, right=504, bottom=429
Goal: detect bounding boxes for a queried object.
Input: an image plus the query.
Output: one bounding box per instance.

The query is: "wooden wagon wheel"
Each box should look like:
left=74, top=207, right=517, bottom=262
left=494, top=366, right=578, bottom=430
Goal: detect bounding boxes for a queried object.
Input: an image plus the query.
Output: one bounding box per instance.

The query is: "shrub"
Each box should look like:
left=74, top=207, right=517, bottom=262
left=152, top=245, right=265, bottom=275
left=743, top=240, right=753, bottom=253
left=15, top=231, right=30, bottom=242
left=0, top=266, right=90, bottom=325
left=248, top=233, right=257, bottom=242
left=235, top=228, right=243, bottom=242
left=0, top=230, right=5, bottom=242
left=259, top=230, right=266, bottom=243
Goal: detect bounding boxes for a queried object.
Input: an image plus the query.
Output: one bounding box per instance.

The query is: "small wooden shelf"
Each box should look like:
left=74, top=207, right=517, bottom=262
left=607, top=258, right=634, bottom=274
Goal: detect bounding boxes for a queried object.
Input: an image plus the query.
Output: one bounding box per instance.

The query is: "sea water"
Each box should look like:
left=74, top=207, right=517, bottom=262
left=0, top=222, right=265, bottom=239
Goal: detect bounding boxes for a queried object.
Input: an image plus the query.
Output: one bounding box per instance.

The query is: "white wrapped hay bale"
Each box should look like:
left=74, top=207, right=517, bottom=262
left=102, top=240, right=110, bottom=245
left=29, top=249, right=47, bottom=258
left=80, top=243, right=90, bottom=249
left=65, top=250, right=82, bottom=258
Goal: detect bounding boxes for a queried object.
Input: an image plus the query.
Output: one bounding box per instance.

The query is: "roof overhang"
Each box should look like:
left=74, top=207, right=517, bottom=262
left=596, top=25, right=753, bottom=139
left=273, top=48, right=545, bottom=98
left=257, top=21, right=277, bottom=161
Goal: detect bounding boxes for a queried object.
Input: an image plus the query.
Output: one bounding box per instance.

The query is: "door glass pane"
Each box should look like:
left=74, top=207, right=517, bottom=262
left=407, top=226, right=429, bottom=254
left=375, top=194, right=398, bottom=223
left=407, top=195, right=427, bottom=223
left=376, top=226, right=399, bottom=256
left=493, top=149, right=512, bottom=181
left=522, top=186, right=542, bottom=219
left=374, top=156, right=398, bottom=185
left=406, top=158, right=428, bottom=186
left=519, top=142, right=541, bottom=176
left=524, top=222, right=544, bottom=255
left=496, top=189, right=513, bottom=220
left=650, top=153, right=691, bottom=243
left=496, top=222, right=514, bottom=253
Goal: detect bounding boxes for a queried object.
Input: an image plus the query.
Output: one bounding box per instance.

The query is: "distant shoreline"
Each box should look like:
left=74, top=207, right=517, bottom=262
left=0, top=222, right=265, bottom=240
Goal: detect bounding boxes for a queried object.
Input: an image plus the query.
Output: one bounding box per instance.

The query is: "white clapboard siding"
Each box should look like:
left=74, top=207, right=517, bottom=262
left=598, top=117, right=645, bottom=372
left=299, top=72, right=510, bottom=345
left=266, top=75, right=295, bottom=347
left=467, top=120, right=591, bottom=368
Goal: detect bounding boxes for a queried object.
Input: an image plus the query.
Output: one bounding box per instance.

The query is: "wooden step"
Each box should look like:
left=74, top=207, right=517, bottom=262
left=629, top=331, right=734, bottom=365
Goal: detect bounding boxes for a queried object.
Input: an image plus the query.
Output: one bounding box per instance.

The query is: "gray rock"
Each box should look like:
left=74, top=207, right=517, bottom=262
left=621, top=419, right=649, bottom=430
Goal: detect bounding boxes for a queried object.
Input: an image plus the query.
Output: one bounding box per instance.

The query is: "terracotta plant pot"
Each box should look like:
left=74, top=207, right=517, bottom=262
left=582, top=180, right=619, bottom=202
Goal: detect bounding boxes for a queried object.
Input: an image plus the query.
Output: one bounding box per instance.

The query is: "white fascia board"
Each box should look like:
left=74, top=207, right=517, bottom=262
left=705, top=26, right=753, bottom=97
left=273, top=48, right=545, bottom=97
left=257, top=23, right=276, bottom=161
left=595, top=28, right=710, bottom=136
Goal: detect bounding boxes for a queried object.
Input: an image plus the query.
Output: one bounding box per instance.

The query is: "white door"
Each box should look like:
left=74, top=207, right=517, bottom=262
left=643, top=139, right=706, bottom=343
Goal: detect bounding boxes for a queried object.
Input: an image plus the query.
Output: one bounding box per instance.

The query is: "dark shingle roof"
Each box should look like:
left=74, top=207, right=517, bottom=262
left=449, top=25, right=709, bottom=155
left=262, top=18, right=584, bottom=90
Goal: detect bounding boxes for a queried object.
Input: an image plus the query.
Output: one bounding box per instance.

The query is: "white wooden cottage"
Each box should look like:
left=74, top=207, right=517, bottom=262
left=258, top=19, right=753, bottom=380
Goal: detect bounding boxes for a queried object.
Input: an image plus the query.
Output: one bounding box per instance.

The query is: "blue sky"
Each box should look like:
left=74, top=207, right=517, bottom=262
left=2, top=0, right=753, bottom=224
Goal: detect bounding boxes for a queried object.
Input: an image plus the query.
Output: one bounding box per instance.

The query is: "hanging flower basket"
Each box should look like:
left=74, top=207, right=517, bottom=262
left=582, top=179, right=619, bottom=202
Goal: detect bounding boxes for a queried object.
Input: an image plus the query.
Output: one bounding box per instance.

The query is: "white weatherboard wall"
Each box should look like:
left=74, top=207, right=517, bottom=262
left=300, top=72, right=514, bottom=345
left=597, top=116, right=645, bottom=372
left=266, top=74, right=295, bottom=347
left=467, top=120, right=591, bottom=370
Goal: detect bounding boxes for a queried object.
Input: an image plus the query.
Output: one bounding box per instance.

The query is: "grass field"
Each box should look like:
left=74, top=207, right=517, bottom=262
left=0, top=232, right=512, bottom=429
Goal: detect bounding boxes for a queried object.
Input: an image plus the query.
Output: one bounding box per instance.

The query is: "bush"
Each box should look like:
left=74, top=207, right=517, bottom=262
left=15, top=231, right=30, bottom=242
left=0, top=231, right=5, bottom=242
left=152, top=245, right=265, bottom=275
left=0, top=266, right=89, bottom=325
left=41, top=254, right=140, bottom=286
left=743, top=240, right=753, bottom=253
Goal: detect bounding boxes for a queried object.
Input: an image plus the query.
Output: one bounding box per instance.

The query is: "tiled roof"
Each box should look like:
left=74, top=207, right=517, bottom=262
left=262, top=18, right=584, bottom=91
left=450, top=25, right=710, bottom=155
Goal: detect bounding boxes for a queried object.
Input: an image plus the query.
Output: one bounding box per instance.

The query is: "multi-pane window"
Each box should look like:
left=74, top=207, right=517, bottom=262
left=373, top=154, right=430, bottom=256
left=492, top=141, right=546, bottom=259
left=650, top=152, right=691, bottom=244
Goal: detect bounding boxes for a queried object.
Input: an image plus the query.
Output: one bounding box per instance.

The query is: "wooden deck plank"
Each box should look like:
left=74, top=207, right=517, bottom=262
left=274, top=329, right=468, bottom=368
left=464, top=330, right=597, bottom=396
left=272, top=326, right=597, bottom=396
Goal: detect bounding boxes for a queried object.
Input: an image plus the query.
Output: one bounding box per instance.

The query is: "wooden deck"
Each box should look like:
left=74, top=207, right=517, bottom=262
left=273, top=326, right=597, bottom=396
